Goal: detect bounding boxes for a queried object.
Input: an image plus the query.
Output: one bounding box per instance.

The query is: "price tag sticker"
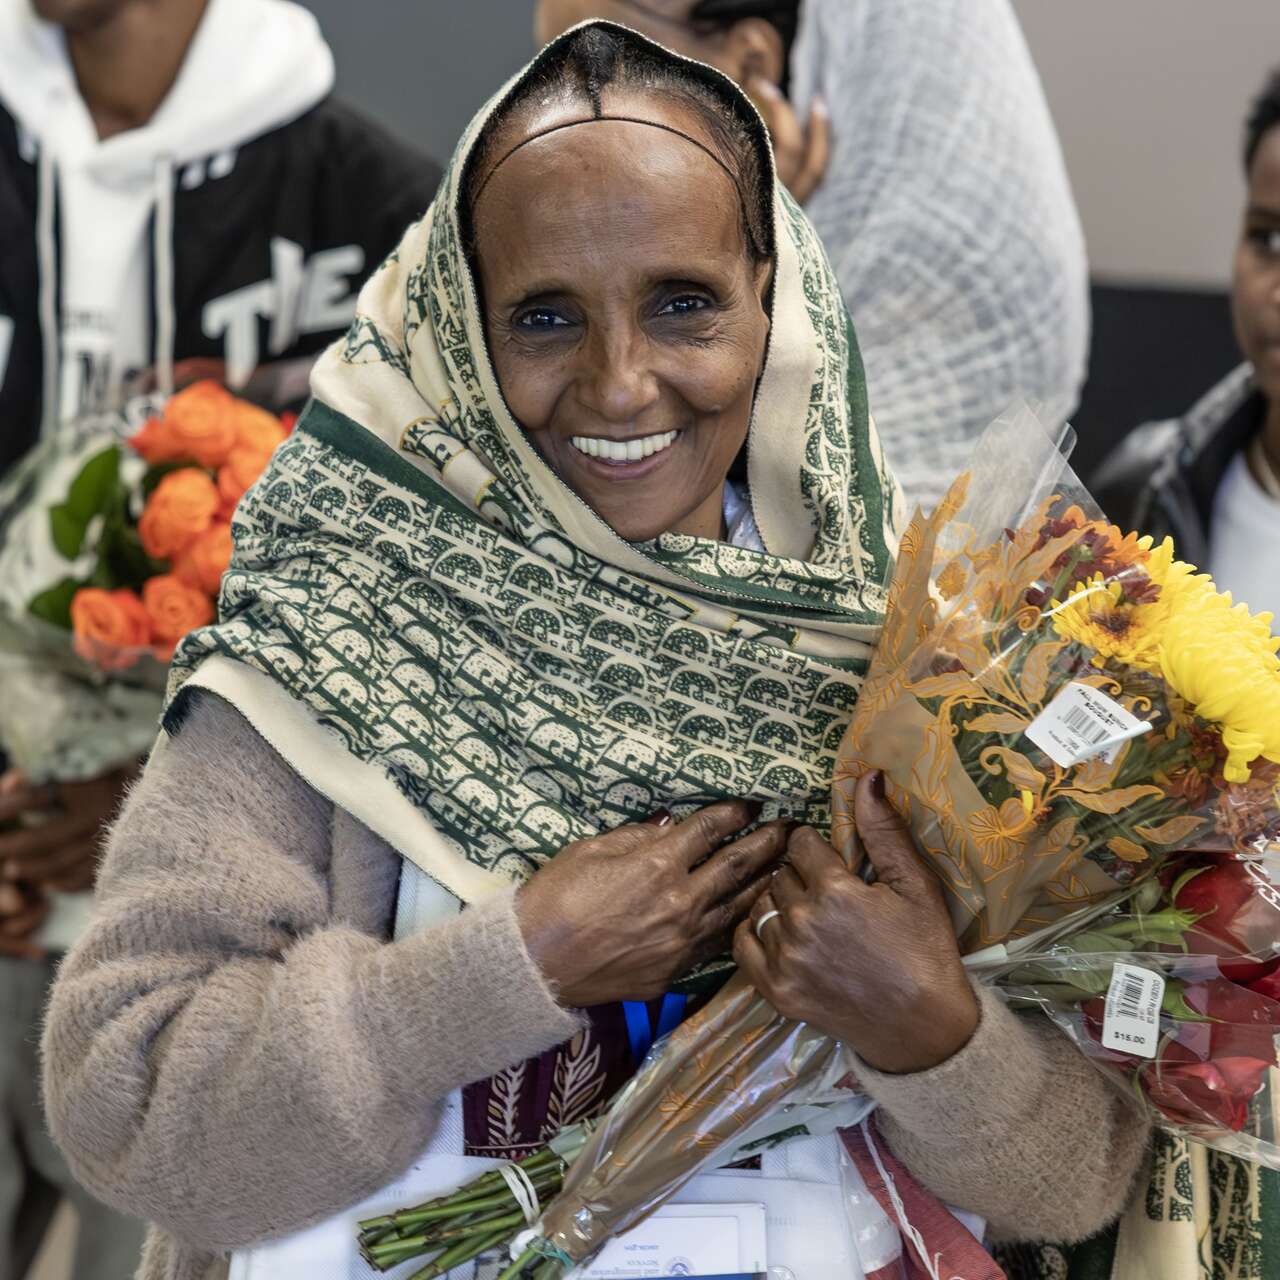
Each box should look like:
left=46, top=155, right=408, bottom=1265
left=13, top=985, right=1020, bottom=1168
left=1102, top=961, right=1165, bottom=1059
left=1025, top=681, right=1151, bottom=767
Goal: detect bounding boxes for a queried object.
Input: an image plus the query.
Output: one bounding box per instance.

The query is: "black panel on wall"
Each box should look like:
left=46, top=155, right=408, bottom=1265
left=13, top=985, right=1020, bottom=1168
left=1072, top=283, right=1240, bottom=484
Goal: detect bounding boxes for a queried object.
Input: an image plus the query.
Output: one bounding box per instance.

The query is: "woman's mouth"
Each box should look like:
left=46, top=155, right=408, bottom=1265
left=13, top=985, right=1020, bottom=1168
left=568, top=429, right=679, bottom=464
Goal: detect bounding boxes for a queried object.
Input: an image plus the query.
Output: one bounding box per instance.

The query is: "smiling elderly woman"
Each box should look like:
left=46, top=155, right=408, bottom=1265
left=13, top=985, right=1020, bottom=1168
left=42, top=23, right=1147, bottom=1280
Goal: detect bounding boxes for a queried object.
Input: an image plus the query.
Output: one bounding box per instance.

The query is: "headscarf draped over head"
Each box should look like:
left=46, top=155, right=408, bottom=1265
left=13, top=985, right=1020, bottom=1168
left=166, top=21, right=902, bottom=904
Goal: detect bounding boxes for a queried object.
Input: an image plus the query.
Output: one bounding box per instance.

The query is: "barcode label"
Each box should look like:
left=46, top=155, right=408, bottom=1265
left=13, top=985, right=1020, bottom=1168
left=1025, top=682, right=1151, bottom=767
left=1102, top=961, right=1165, bottom=1058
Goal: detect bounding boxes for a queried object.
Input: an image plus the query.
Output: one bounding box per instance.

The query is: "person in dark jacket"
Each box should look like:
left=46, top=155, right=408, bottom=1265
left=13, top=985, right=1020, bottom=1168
left=1095, top=68, right=1280, bottom=623
left=0, top=1, right=441, bottom=1275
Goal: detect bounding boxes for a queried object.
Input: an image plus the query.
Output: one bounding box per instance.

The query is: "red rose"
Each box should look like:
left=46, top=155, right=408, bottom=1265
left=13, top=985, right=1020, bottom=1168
left=1172, top=858, right=1280, bottom=980
left=1247, top=967, right=1280, bottom=1003
left=1079, top=978, right=1280, bottom=1133
left=1140, top=1054, right=1270, bottom=1133
left=1151, top=981, right=1280, bottom=1131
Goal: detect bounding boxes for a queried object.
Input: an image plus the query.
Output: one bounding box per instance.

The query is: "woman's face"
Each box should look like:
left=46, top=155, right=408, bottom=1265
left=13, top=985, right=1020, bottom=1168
left=472, top=93, right=772, bottom=542
left=1233, top=126, right=1280, bottom=405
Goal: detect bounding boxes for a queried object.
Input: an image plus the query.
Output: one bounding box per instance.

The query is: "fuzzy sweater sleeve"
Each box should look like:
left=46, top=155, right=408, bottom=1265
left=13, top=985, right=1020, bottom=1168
left=41, top=692, right=582, bottom=1253
left=855, top=985, right=1150, bottom=1243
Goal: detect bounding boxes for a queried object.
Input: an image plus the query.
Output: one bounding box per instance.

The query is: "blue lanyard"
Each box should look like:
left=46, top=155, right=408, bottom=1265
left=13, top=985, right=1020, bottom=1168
left=622, top=992, right=687, bottom=1067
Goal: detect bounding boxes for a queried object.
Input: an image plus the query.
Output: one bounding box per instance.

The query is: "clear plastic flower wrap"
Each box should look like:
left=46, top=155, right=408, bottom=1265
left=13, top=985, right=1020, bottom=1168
left=978, top=853, right=1280, bottom=1167
left=365, top=409, right=1280, bottom=1278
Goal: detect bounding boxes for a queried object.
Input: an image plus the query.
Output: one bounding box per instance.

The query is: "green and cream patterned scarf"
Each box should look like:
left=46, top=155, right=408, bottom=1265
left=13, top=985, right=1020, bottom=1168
left=165, top=23, right=900, bottom=907
left=996, top=1137, right=1280, bottom=1280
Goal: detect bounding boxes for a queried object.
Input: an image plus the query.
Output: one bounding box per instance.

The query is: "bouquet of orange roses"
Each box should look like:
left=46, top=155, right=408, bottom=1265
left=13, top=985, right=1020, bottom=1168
left=0, top=380, right=289, bottom=781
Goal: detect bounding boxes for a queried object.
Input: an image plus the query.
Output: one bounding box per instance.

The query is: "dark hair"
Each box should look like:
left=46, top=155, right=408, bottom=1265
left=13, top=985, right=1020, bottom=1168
left=1245, top=67, right=1280, bottom=174
left=464, top=24, right=774, bottom=263
left=690, top=0, right=801, bottom=63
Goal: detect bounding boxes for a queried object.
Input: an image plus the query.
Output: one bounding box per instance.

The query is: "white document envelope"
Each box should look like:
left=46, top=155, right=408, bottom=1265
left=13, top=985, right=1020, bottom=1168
left=581, top=1201, right=767, bottom=1277
left=230, top=1155, right=855, bottom=1280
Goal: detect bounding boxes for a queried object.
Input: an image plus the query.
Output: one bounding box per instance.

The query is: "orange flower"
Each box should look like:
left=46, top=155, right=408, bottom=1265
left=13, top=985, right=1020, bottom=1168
left=127, top=414, right=185, bottom=464
left=143, top=573, right=214, bottom=655
left=164, top=380, right=238, bottom=468
left=231, top=402, right=288, bottom=457
left=968, top=798, right=1034, bottom=869
left=217, top=445, right=271, bottom=513
left=70, top=587, right=152, bottom=670
left=173, top=521, right=233, bottom=595
left=139, top=467, right=220, bottom=560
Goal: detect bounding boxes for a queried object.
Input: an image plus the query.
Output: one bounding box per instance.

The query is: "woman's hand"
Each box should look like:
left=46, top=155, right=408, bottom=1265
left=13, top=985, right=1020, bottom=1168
left=0, top=882, right=49, bottom=960
left=517, top=801, right=789, bottom=1007
left=0, top=766, right=134, bottom=892
left=745, top=76, right=830, bottom=205
left=734, top=772, right=978, bottom=1074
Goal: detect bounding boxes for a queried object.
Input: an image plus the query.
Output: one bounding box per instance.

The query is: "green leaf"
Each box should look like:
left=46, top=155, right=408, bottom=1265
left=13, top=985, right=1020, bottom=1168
left=49, top=504, right=85, bottom=559
left=95, top=508, right=163, bottom=589
left=27, top=577, right=83, bottom=630
left=46, top=445, right=120, bottom=560
left=65, top=445, right=120, bottom=522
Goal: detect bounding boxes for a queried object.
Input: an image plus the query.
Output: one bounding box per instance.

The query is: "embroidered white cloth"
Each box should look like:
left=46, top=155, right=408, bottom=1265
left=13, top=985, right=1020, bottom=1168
left=790, top=0, right=1088, bottom=510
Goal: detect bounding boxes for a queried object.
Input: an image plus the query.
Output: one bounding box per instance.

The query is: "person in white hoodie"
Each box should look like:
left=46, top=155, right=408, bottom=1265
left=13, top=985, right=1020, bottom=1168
left=0, top=1, right=441, bottom=1274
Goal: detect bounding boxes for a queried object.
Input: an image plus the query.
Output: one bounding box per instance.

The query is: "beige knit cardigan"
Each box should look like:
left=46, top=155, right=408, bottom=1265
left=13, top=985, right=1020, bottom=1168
left=42, top=693, right=1150, bottom=1280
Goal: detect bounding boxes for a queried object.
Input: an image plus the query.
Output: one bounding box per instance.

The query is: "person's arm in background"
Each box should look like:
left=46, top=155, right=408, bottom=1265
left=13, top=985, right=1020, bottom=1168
left=789, top=0, right=1089, bottom=510
left=0, top=766, right=135, bottom=957
left=0, top=651, right=155, bottom=954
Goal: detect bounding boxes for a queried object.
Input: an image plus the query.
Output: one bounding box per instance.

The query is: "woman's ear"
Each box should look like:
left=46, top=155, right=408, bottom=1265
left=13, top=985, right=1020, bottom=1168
left=753, top=257, right=776, bottom=309
left=753, top=257, right=774, bottom=366
left=721, top=17, right=786, bottom=94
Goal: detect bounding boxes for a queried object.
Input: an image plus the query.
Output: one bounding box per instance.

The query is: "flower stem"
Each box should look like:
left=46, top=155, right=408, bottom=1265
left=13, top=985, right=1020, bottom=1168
left=495, top=1245, right=541, bottom=1280
left=404, top=1224, right=513, bottom=1280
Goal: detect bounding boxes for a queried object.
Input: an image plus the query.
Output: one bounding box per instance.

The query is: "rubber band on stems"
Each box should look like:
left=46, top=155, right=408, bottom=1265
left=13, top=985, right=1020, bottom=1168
left=498, top=1161, right=542, bottom=1225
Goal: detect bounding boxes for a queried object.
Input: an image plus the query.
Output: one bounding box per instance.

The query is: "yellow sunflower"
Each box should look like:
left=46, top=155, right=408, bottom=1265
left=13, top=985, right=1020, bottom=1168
left=1051, top=574, right=1165, bottom=670
left=1050, top=537, right=1203, bottom=672
left=1158, top=586, right=1280, bottom=783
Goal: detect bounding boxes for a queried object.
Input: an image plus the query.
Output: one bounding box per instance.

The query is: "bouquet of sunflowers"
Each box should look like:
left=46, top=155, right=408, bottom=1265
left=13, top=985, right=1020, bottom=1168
left=0, top=381, right=289, bottom=781
left=836, top=415, right=1280, bottom=1169
left=354, top=413, right=1280, bottom=1279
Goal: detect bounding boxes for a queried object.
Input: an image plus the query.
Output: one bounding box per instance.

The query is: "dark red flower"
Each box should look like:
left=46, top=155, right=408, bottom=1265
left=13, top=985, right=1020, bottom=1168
left=1077, top=978, right=1280, bottom=1132
left=1172, top=859, right=1280, bottom=980
left=1140, top=1053, right=1270, bottom=1133
left=1246, top=967, right=1280, bottom=1003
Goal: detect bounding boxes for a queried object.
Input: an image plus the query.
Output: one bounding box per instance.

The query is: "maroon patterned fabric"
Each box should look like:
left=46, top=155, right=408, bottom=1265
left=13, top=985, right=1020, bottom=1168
left=463, top=1001, right=653, bottom=1159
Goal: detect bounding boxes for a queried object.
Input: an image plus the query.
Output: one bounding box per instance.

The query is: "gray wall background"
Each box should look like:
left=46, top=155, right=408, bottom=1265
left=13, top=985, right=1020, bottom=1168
left=305, top=0, right=1280, bottom=290
left=302, top=0, right=537, bottom=167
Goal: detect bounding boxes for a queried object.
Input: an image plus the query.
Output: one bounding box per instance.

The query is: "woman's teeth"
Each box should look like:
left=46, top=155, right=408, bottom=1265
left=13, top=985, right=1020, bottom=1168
left=569, top=430, right=678, bottom=463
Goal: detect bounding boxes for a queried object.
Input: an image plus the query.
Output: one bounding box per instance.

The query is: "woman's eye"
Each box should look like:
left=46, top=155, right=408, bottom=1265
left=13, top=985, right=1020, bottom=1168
left=660, top=294, right=711, bottom=317
left=1249, top=229, right=1280, bottom=257
left=515, top=308, right=569, bottom=330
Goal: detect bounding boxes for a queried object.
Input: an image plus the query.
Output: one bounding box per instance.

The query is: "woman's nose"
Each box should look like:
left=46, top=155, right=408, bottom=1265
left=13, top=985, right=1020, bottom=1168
left=577, top=328, right=660, bottom=423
